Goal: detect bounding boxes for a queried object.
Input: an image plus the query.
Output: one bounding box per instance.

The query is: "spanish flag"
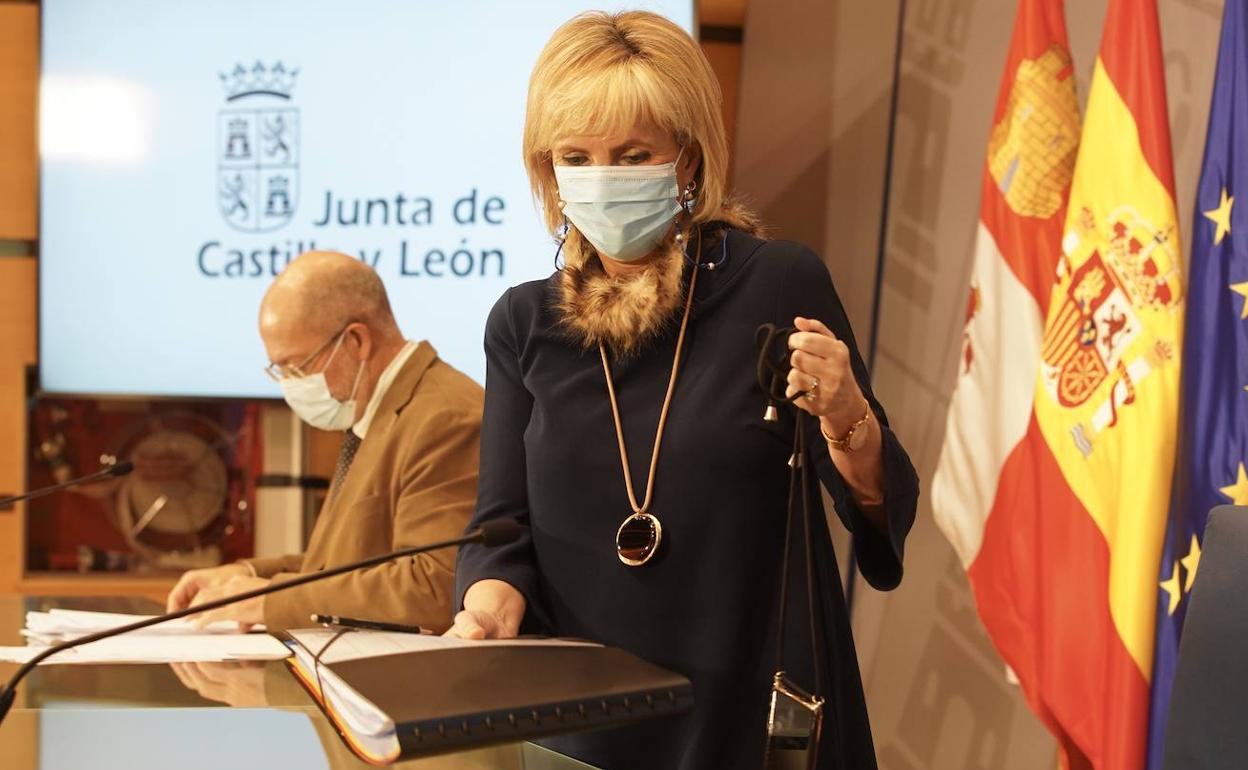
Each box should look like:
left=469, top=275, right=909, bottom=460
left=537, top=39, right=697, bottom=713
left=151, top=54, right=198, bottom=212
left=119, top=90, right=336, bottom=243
left=933, top=0, right=1184, bottom=767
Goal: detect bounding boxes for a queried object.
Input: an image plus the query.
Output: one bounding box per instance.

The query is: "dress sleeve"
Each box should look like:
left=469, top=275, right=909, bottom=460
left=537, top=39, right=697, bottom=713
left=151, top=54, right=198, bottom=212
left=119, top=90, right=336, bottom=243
left=453, top=288, right=550, bottom=630
left=774, top=243, right=920, bottom=591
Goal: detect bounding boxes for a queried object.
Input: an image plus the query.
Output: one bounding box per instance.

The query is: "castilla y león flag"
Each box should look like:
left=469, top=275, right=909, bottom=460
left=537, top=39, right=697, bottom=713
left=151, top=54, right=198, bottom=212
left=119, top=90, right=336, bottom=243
left=933, top=0, right=1184, bottom=767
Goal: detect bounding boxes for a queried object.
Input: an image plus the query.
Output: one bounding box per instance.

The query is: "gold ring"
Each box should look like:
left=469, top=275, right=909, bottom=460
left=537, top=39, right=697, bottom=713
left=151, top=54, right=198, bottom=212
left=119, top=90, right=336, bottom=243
left=803, top=377, right=820, bottom=401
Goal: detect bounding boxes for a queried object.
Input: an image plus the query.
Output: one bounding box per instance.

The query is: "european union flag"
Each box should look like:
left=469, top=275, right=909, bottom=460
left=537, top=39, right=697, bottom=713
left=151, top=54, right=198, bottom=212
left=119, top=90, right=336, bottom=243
left=1146, top=1, right=1248, bottom=767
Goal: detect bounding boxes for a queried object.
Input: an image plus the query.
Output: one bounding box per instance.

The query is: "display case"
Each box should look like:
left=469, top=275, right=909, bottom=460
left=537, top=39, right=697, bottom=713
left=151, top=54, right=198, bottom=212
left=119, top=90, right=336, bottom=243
left=21, top=394, right=263, bottom=580
left=6, top=384, right=338, bottom=603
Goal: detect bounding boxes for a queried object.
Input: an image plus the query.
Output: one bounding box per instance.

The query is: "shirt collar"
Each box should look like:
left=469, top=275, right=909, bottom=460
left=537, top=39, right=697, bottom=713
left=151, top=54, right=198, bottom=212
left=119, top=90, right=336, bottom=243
left=352, top=340, right=419, bottom=439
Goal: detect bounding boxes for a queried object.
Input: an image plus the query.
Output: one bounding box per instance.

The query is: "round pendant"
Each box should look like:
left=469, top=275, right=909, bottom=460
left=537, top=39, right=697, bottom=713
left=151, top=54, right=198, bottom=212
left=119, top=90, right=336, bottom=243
left=616, top=511, right=663, bottom=566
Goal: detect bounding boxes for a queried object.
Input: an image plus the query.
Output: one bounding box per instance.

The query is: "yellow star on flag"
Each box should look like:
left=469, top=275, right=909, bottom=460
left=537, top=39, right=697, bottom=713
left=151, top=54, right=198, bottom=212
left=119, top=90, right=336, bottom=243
left=1204, top=187, right=1234, bottom=245
left=1219, top=462, right=1248, bottom=505
left=1234, top=282, right=1248, bottom=320
left=1160, top=562, right=1183, bottom=615
left=1181, top=535, right=1202, bottom=592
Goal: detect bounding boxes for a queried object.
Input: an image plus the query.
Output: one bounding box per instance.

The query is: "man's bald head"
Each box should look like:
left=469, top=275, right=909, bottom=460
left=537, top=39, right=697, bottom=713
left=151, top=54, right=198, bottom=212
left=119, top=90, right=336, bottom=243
left=258, top=249, right=407, bottom=387
left=260, top=251, right=395, bottom=338
left=260, top=251, right=408, bottom=425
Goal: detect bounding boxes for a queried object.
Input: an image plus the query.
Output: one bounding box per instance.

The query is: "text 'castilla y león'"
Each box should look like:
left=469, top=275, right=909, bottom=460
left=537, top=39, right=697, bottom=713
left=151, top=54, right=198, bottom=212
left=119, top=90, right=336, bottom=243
left=197, top=187, right=509, bottom=280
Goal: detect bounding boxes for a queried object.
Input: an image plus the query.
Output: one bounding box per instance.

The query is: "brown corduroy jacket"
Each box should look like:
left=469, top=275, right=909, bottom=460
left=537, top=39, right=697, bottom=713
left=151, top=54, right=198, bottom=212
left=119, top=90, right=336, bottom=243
left=244, top=341, right=482, bottom=632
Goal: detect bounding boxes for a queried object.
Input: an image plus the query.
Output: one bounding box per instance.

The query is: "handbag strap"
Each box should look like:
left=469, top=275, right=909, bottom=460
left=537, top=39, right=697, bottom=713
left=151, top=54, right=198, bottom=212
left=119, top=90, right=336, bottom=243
left=756, top=323, right=823, bottom=695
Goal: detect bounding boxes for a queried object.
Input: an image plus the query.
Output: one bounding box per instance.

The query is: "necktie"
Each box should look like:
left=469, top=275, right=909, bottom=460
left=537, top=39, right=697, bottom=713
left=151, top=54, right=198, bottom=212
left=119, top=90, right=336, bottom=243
left=332, top=430, right=362, bottom=494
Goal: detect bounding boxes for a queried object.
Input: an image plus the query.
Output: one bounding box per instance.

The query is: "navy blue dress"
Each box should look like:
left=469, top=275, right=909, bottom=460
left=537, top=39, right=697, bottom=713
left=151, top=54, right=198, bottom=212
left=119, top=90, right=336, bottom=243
left=455, top=228, right=920, bottom=770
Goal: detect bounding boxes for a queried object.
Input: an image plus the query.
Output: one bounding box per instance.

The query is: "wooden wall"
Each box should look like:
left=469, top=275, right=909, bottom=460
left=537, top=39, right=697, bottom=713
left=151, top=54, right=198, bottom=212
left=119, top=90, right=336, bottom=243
left=700, top=0, right=745, bottom=162
left=0, top=2, right=39, bottom=597
left=0, top=3, right=37, bottom=238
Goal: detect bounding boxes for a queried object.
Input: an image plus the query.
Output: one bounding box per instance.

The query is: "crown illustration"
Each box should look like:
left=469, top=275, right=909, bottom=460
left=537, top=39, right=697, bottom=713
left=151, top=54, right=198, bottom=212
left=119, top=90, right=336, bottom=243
left=219, top=61, right=299, bottom=101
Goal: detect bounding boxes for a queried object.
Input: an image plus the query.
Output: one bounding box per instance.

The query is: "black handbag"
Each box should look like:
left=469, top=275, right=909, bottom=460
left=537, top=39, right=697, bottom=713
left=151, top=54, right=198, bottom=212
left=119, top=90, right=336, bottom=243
left=757, top=324, right=826, bottom=770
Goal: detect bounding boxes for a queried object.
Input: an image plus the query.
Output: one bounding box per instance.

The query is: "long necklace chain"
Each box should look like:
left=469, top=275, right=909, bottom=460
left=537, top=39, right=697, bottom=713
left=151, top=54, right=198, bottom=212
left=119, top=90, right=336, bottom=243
left=598, top=250, right=700, bottom=516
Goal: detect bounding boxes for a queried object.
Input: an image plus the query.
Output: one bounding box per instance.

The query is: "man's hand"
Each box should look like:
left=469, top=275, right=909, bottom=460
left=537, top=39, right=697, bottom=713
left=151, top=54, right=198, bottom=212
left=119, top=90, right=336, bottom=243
left=166, top=563, right=252, bottom=613
left=170, top=661, right=268, bottom=707
left=186, top=575, right=270, bottom=631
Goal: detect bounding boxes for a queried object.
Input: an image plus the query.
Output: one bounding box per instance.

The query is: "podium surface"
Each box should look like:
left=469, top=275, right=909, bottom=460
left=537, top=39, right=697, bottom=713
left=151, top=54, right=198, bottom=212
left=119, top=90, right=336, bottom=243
left=0, top=594, right=599, bottom=770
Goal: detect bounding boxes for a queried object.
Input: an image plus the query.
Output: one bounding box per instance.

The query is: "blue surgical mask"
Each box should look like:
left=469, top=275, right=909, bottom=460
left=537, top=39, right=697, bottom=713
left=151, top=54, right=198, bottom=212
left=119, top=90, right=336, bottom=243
left=554, top=161, right=682, bottom=262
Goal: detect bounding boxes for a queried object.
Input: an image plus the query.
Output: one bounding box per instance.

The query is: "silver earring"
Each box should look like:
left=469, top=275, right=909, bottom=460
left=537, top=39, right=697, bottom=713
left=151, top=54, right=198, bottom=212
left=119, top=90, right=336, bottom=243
left=554, top=215, right=569, bottom=269
left=675, top=204, right=692, bottom=245
left=674, top=182, right=696, bottom=245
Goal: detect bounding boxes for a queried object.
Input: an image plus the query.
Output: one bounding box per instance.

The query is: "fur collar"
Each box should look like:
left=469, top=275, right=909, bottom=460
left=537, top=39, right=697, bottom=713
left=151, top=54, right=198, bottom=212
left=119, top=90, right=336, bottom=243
left=555, top=200, right=764, bottom=355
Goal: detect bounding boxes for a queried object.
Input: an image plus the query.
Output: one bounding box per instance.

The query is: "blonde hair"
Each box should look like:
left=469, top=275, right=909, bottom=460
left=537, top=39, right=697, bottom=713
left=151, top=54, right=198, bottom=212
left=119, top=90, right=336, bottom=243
left=523, top=11, right=730, bottom=234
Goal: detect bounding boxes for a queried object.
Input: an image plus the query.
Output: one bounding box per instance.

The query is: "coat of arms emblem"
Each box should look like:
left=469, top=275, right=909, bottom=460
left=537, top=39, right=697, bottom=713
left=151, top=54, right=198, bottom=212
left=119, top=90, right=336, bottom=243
left=1041, top=205, right=1182, bottom=452
left=987, top=44, right=1080, bottom=220
left=217, top=62, right=299, bottom=232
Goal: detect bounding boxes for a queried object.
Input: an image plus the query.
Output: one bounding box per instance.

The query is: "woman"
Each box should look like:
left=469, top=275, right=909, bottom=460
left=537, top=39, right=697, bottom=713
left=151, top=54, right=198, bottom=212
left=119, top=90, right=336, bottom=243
left=451, top=11, right=919, bottom=770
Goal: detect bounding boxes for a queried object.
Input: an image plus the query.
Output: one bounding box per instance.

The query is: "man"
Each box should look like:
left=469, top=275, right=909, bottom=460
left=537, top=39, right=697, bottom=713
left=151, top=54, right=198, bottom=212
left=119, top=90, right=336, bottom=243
left=166, top=251, right=483, bottom=632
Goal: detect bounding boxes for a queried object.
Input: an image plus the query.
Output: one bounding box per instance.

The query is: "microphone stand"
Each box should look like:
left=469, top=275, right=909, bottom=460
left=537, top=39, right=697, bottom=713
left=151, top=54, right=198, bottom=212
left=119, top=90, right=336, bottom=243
left=0, top=521, right=517, bottom=725
left=0, top=461, right=135, bottom=511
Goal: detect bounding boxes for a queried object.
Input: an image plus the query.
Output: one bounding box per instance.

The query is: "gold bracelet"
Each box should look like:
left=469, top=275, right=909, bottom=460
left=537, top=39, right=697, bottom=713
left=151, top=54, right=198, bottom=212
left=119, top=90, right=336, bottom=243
left=821, top=401, right=872, bottom=453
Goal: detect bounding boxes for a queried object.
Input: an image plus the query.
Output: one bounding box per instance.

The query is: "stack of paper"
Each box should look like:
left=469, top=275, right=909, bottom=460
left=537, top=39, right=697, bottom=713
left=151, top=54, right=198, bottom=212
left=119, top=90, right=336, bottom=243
left=23, top=609, right=249, bottom=644
left=0, top=609, right=289, bottom=665
left=285, top=630, right=600, bottom=763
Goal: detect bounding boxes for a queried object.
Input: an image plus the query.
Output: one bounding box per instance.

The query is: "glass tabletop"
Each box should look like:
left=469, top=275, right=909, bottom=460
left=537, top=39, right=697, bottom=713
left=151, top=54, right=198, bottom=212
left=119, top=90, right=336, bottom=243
left=0, top=595, right=597, bottom=770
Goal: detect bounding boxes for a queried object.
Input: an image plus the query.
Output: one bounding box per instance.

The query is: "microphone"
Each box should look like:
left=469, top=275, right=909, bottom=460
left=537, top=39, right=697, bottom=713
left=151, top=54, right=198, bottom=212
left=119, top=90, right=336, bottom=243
left=0, top=517, right=522, bottom=724
left=477, top=515, right=522, bottom=547
left=0, top=461, right=135, bottom=511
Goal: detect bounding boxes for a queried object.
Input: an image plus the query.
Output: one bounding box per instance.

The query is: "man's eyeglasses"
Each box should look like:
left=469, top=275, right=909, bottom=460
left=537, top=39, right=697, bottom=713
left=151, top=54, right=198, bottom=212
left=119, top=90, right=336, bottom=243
left=263, top=325, right=350, bottom=382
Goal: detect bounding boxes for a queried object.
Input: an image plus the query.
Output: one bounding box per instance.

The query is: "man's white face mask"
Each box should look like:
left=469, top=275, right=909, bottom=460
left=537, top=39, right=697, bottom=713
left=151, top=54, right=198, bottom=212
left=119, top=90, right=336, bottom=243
left=276, top=328, right=365, bottom=432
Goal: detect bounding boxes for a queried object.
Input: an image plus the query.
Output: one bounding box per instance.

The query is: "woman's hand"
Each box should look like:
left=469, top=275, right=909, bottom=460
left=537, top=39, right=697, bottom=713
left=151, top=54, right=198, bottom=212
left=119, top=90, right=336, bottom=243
left=785, top=316, right=888, bottom=517
left=785, top=316, right=865, bottom=429
left=445, top=579, right=526, bottom=640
